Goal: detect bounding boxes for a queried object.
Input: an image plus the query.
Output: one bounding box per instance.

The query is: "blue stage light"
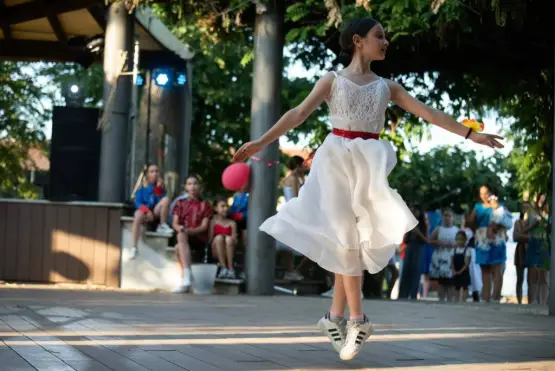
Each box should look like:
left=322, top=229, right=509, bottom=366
left=136, top=74, right=144, bottom=86
left=154, top=72, right=169, bottom=86
left=176, top=73, right=187, bottom=85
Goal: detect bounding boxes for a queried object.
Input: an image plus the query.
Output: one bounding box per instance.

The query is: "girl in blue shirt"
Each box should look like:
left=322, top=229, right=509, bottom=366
left=229, top=185, right=249, bottom=248
left=131, top=163, right=172, bottom=259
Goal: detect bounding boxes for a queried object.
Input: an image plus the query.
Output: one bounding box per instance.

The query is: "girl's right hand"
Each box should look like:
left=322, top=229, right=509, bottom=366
left=233, top=140, right=264, bottom=162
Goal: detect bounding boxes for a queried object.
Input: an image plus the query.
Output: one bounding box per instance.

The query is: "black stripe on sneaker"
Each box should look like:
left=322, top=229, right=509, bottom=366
left=359, top=331, right=366, bottom=336
left=355, top=339, right=362, bottom=344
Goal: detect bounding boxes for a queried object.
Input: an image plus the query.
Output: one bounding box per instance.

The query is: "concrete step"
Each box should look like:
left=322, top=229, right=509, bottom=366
left=120, top=216, right=177, bottom=292
left=214, top=278, right=245, bottom=295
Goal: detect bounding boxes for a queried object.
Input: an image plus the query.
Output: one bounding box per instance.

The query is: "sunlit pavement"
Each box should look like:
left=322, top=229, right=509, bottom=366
left=0, top=286, right=554, bottom=371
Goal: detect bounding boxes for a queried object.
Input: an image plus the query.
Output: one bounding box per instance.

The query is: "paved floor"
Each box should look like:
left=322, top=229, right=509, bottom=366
left=0, top=287, right=554, bottom=371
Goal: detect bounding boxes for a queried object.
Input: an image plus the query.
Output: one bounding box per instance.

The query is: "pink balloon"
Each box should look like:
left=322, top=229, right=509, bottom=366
left=222, top=163, right=250, bottom=191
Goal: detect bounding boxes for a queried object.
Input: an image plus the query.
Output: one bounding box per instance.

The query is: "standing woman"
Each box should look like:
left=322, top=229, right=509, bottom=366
left=526, top=200, right=550, bottom=304
left=513, top=202, right=531, bottom=304
left=471, top=184, right=497, bottom=302
left=398, top=205, right=428, bottom=299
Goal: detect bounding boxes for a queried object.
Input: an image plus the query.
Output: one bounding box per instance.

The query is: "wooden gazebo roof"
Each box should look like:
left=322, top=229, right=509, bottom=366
left=0, top=0, right=193, bottom=66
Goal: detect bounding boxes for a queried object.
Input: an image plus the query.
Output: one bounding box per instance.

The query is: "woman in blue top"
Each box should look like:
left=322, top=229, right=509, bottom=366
left=470, top=184, right=505, bottom=302
left=131, top=163, right=172, bottom=259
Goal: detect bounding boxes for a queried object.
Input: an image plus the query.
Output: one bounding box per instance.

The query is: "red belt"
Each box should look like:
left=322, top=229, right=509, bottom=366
left=303, top=129, right=380, bottom=167
left=332, top=128, right=379, bottom=140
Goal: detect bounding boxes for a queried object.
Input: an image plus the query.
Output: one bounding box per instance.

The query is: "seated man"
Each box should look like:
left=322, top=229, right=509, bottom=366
left=171, top=175, right=212, bottom=293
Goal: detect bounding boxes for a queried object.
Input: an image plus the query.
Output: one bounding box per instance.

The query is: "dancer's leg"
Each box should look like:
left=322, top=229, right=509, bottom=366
left=330, top=273, right=347, bottom=317
left=318, top=273, right=347, bottom=354
left=340, top=274, right=373, bottom=361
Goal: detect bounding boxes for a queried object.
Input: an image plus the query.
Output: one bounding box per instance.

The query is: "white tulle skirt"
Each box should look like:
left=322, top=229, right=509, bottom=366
left=260, top=134, right=418, bottom=276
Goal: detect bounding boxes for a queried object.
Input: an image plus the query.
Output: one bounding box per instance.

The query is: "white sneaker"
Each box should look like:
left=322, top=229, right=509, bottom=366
left=130, top=247, right=139, bottom=260
left=339, top=317, right=373, bottom=361
left=317, top=313, right=347, bottom=353
left=156, top=223, right=173, bottom=235
left=172, top=284, right=189, bottom=293
left=283, top=271, right=304, bottom=281
left=227, top=268, right=236, bottom=279
left=173, top=270, right=192, bottom=293
left=217, top=268, right=228, bottom=279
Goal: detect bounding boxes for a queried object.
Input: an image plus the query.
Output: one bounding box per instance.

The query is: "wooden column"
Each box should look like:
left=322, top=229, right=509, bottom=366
left=98, top=2, right=134, bottom=202
left=246, top=0, right=284, bottom=295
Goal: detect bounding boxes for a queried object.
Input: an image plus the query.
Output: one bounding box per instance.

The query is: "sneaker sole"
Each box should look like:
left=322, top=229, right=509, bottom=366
left=339, top=324, right=374, bottom=361
left=317, top=319, right=343, bottom=353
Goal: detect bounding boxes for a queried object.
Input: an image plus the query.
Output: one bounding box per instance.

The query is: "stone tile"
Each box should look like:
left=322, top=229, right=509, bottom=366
left=0, top=287, right=555, bottom=371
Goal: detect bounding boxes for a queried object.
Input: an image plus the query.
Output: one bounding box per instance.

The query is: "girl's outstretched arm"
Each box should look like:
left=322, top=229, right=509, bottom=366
left=386, top=80, right=504, bottom=149
left=233, top=72, right=335, bottom=162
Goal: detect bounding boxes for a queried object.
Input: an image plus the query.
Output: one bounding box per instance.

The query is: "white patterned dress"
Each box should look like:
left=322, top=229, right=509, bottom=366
left=260, top=72, right=418, bottom=276
left=429, top=226, right=459, bottom=280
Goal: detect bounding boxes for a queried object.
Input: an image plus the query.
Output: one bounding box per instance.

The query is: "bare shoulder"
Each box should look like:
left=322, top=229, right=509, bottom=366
left=314, top=71, right=336, bottom=91
left=320, top=71, right=337, bottom=82
left=383, top=78, right=405, bottom=95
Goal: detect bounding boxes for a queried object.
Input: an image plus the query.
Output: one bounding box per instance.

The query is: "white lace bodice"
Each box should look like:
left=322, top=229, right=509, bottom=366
left=326, top=72, right=390, bottom=133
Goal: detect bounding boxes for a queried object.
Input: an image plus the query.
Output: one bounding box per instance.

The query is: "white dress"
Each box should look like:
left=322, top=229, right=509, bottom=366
left=429, top=226, right=459, bottom=280
left=260, top=73, right=418, bottom=276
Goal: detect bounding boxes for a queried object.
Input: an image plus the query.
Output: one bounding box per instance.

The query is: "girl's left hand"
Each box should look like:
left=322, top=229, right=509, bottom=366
left=470, top=132, right=504, bottom=148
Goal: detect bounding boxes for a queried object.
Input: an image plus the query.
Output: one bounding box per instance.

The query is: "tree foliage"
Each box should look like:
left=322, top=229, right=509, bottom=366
left=0, top=62, right=51, bottom=198
left=389, top=146, right=519, bottom=213
left=4, top=0, right=548, bottom=204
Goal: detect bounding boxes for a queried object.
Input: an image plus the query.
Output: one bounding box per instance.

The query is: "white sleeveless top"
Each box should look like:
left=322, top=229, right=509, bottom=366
left=326, top=72, right=391, bottom=134
left=438, top=226, right=459, bottom=246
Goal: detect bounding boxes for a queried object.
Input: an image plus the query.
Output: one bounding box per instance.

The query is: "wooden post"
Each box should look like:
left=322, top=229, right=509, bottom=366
left=549, top=41, right=555, bottom=316
left=246, top=0, right=284, bottom=295
left=177, top=61, right=193, bottom=188
left=98, top=2, right=134, bottom=202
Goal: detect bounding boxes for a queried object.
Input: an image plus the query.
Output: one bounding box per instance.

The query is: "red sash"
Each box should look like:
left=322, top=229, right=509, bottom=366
left=332, top=128, right=379, bottom=140
left=303, top=129, right=380, bottom=167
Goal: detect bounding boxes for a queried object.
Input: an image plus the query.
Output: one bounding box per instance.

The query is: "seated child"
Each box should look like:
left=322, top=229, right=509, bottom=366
left=210, top=196, right=238, bottom=279
left=171, top=175, right=212, bottom=293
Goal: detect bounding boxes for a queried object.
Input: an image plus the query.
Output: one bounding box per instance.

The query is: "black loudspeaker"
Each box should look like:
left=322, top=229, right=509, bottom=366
left=49, top=106, right=102, bottom=201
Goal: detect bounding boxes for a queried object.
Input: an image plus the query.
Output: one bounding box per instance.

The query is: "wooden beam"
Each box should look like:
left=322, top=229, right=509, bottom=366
left=0, top=0, right=101, bottom=26
left=46, top=13, right=68, bottom=44
left=0, top=39, right=97, bottom=64
left=87, top=5, right=106, bottom=31
left=0, top=1, right=12, bottom=41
